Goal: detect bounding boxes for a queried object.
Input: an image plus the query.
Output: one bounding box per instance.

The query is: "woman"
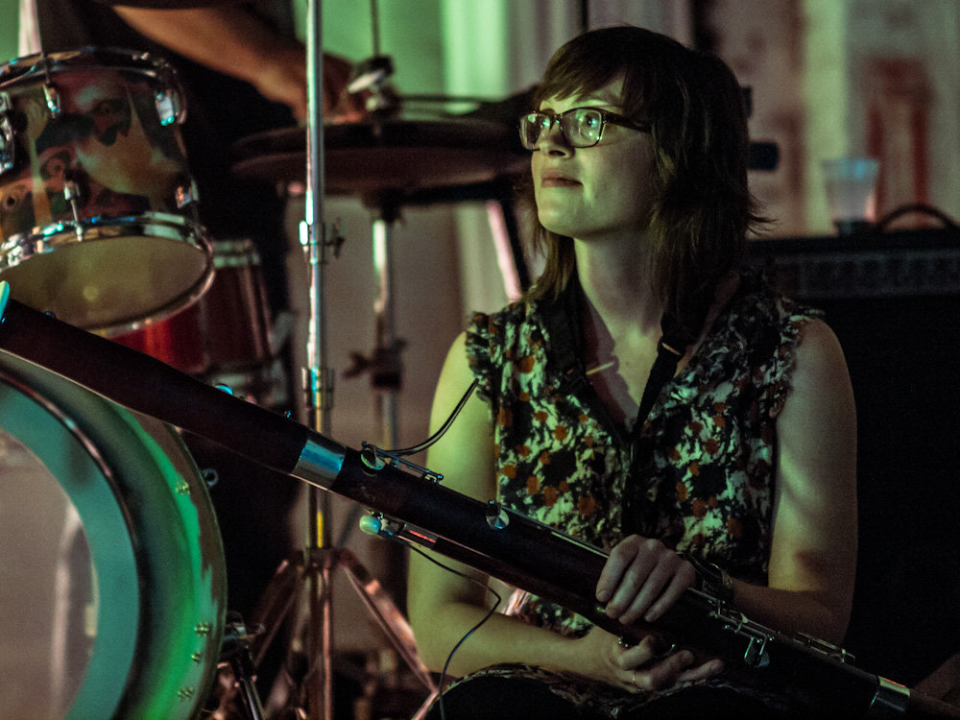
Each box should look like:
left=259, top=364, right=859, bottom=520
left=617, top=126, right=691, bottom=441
left=408, top=26, right=856, bottom=719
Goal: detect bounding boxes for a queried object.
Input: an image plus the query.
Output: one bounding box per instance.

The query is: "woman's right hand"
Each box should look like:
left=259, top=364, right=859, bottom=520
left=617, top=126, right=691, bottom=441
left=564, top=626, right=723, bottom=693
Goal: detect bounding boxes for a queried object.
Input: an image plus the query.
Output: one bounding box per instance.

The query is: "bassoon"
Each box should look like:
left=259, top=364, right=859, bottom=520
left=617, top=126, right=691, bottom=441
left=0, top=284, right=956, bottom=719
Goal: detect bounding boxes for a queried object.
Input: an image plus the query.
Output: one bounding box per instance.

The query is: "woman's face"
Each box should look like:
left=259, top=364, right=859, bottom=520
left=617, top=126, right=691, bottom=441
left=532, top=76, right=655, bottom=245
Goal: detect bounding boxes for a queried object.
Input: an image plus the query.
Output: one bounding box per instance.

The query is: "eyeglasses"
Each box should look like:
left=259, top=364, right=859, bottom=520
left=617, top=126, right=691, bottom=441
left=518, top=107, right=650, bottom=151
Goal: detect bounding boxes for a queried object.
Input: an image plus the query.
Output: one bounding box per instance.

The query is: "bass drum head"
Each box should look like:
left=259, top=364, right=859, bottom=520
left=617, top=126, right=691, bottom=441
left=0, top=351, right=226, bottom=719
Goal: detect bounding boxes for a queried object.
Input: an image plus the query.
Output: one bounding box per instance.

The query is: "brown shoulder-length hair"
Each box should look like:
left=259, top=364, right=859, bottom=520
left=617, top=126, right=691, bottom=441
left=524, top=25, right=766, bottom=339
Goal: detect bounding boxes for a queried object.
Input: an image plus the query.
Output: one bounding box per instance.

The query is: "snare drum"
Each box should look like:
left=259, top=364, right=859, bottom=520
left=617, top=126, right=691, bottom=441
left=0, top=48, right=213, bottom=336
left=0, top=351, right=226, bottom=719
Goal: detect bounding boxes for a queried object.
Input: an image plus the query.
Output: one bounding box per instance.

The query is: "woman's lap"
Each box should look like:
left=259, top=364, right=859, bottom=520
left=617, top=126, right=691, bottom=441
left=424, top=676, right=784, bottom=720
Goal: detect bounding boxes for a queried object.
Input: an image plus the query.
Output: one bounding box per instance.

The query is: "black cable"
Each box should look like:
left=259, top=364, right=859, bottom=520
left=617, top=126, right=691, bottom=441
left=336, top=378, right=479, bottom=546
left=390, top=379, right=479, bottom=457
left=409, top=544, right=502, bottom=720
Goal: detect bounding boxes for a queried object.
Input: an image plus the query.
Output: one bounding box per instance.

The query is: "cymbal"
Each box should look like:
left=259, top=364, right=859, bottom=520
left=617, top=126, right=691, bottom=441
left=231, top=119, right=529, bottom=200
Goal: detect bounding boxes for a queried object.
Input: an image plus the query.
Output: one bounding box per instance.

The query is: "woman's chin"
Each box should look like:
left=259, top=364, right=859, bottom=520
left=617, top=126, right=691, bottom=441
left=538, top=213, right=579, bottom=239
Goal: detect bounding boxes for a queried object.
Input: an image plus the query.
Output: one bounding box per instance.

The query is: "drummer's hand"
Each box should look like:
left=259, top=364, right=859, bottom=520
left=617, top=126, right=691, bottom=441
left=323, top=54, right=367, bottom=123
left=570, top=627, right=723, bottom=693
left=254, top=48, right=364, bottom=122
left=597, top=535, right=698, bottom=625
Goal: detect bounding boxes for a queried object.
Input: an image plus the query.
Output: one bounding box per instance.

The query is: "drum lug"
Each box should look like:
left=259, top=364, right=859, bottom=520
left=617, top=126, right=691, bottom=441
left=155, top=88, right=184, bottom=126
left=63, top=178, right=85, bottom=240
left=0, top=92, right=14, bottom=174
left=176, top=179, right=200, bottom=208
left=43, top=84, right=61, bottom=118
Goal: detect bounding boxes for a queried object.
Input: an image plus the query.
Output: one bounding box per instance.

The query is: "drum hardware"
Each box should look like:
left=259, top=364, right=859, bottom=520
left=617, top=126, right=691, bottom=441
left=231, top=3, right=432, bottom=717
left=0, top=48, right=214, bottom=336
left=0, top=93, right=15, bottom=174
left=61, top=175, right=84, bottom=240
left=239, top=2, right=462, bottom=716
left=228, top=23, right=528, bottom=718
left=250, top=207, right=438, bottom=718
left=347, top=55, right=397, bottom=116
left=215, top=615, right=268, bottom=720
left=231, top=34, right=526, bottom=199
left=340, top=198, right=404, bottom=451
left=43, top=83, right=61, bottom=116
left=251, top=547, right=438, bottom=719
left=344, top=0, right=396, bottom=119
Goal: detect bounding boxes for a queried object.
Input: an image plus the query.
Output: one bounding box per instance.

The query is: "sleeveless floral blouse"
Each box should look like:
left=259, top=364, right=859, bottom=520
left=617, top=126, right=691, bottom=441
left=454, top=273, right=820, bottom=716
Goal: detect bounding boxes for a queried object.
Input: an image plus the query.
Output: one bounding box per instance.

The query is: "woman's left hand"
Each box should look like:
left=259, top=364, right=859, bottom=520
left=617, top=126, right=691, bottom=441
left=617, top=634, right=724, bottom=692
left=568, top=627, right=723, bottom=693
left=597, top=534, right=698, bottom=625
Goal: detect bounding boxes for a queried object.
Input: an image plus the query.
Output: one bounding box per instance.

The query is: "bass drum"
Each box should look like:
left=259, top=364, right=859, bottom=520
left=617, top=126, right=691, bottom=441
left=0, top=351, right=226, bottom=719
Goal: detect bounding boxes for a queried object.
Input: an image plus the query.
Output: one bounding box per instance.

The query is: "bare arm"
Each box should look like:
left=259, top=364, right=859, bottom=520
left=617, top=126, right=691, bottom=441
left=112, top=5, right=358, bottom=120
left=407, top=332, right=567, bottom=676
left=735, top=318, right=858, bottom=645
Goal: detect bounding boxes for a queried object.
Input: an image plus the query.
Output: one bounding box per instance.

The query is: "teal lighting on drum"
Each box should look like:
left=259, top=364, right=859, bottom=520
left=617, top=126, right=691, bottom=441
left=0, top=350, right=226, bottom=719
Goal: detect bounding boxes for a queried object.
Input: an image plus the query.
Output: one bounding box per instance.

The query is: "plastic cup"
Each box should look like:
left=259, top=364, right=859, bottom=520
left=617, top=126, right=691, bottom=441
left=822, top=157, right=880, bottom=235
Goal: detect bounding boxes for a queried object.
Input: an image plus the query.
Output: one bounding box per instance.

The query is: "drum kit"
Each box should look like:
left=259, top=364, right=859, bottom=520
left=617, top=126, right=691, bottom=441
left=0, top=2, right=527, bottom=718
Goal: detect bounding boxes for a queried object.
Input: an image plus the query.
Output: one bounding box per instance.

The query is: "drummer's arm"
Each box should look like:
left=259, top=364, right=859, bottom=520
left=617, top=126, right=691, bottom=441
left=112, top=5, right=355, bottom=120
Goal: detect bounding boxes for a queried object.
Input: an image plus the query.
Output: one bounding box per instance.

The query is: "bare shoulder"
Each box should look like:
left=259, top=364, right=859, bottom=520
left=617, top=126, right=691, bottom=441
left=777, top=316, right=855, bottom=451
left=789, top=318, right=853, bottom=397
left=431, top=332, right=480, bottom=424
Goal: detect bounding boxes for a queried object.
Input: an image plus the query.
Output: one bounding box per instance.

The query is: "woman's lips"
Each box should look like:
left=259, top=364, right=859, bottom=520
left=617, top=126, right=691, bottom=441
left=540, top=174, right=580, bottom=188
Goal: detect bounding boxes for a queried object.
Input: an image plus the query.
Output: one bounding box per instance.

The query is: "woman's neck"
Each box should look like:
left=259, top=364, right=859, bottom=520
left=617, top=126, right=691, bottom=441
left=573, top=234, right=662, bottom=337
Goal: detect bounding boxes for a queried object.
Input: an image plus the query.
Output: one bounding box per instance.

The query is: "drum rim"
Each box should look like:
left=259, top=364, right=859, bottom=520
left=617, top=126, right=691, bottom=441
left=0, top=47, right=181, bottom=91
left=0, top=352, right=227, bottom=719
left=0, top=210, right=210, bottom=258
left=0, top=211, right=215, bottom=336
left=0, top=366, right=140, bottom=720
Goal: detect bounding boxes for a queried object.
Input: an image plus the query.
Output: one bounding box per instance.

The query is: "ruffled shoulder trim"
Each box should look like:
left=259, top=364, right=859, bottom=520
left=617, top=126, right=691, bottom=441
left=464, top=300, right=534, bottom=401
left=684, top=272, right=822, bottom=413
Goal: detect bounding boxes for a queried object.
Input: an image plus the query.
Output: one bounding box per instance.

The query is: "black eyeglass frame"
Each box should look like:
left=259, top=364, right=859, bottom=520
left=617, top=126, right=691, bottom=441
left=518, top=106, right=651, bottom=151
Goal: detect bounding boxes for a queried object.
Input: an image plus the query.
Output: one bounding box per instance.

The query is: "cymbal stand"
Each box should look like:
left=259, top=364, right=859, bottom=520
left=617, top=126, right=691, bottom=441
left=252, top=2, right=437, bottom=718
left=302, top=1, right=335, bottom=717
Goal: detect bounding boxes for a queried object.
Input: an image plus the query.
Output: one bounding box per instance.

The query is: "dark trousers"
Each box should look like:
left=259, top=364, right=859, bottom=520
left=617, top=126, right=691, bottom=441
left=424, top=676, right=784, bottom=720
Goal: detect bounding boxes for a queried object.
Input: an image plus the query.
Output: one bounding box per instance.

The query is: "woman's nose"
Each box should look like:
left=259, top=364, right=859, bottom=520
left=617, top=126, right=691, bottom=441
left=537, top=120, right=572, bottom=155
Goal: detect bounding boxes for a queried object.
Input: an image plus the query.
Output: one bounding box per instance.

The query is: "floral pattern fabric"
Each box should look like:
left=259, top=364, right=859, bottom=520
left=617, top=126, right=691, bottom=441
left=453, top=273, right=820, bottom=716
